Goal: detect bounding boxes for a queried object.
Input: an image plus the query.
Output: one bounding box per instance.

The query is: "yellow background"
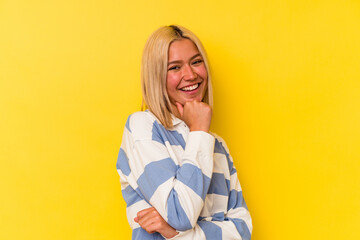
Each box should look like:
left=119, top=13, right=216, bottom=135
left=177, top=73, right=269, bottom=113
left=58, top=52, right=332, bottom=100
left=1, top=0, right=359, bottom=239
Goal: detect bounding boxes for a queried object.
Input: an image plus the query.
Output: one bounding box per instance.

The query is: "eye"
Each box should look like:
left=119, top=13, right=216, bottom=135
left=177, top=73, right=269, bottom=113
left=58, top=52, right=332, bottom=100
left=168, top=65, right=180, bottom=71
left=192, top=59, right=203, bottom=65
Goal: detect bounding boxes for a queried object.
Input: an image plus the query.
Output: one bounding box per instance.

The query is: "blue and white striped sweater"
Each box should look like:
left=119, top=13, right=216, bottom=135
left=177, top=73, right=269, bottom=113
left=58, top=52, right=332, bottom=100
left=117, top=111, right=252, bottom=239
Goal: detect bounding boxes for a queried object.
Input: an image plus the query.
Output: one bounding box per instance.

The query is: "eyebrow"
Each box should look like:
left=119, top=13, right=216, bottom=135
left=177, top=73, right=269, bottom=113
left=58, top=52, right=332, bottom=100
left=168, top=53, right=202, bottom=66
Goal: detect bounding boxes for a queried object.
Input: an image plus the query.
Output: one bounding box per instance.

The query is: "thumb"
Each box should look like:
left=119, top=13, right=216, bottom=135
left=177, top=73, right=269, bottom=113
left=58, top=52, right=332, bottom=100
left=175, top=102, right=184, bottom=118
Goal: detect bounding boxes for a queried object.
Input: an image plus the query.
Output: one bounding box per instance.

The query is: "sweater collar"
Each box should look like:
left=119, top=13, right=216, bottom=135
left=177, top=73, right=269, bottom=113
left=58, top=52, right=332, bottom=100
left=171, top=114, right=183, bottom=127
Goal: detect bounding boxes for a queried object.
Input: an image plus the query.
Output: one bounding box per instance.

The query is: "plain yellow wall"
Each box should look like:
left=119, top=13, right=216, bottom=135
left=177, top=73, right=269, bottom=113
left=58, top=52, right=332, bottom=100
left=1, top=0, right=359, bottom=239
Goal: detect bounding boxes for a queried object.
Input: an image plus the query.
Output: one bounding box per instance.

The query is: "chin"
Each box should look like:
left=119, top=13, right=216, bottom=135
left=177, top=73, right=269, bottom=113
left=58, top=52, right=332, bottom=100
left=184, top=97, right=203, bottom=103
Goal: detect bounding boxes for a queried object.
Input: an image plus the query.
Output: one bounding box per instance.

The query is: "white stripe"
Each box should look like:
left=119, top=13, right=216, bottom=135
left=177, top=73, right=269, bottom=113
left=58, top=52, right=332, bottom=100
left=230, top=172, right=242, bottom=191
left=212, top=220, right=242, bottom=239
left=214, top=152, right=231, bottom=180
left=182, top=131, right=215, bottom=178
left=165, top=142, right=184, bottom=166
left=200, top=193, right=228, bottom=217
left=130, top=140, right=170, bottom=178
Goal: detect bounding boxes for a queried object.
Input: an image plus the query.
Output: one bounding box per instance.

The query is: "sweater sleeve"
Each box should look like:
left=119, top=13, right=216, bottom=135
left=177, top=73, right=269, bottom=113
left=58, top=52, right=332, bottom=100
left=163, top=169, right=252, bottom=240
left=222, top=169, right=252, bottom=240
left=167, top=135, right=252, bottom=240
left=117, top=112, right=215, bottom=232
left=201, top=135, right=252, bottom=239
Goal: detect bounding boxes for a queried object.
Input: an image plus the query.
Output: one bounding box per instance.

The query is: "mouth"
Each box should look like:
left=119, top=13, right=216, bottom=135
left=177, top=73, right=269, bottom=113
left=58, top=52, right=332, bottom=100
left=180, top=83, right=200, bottom=92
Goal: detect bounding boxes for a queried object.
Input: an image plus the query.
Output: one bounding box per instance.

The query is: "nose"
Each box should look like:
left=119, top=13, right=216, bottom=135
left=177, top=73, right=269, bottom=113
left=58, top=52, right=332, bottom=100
left=182, top=64, right=197, bottom=81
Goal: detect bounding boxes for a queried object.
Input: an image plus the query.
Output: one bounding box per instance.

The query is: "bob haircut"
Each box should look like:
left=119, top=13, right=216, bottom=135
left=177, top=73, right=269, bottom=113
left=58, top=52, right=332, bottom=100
left=141, top=25, right=213, bottom=129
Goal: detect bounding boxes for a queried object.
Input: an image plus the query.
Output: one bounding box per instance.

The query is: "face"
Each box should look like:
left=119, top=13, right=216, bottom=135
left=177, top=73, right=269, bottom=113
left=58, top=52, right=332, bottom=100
left=166, top=38, right=208, bottom=109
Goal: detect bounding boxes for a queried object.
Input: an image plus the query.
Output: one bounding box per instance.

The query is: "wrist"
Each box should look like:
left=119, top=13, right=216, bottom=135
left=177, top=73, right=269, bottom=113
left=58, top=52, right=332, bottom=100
left=162, top=229, right=179, bottom=239
left=189, top=125, right=210, bottom=132
left=190, top=129, right=209, bottom=133
left=163, top=231, right=179, bottom=239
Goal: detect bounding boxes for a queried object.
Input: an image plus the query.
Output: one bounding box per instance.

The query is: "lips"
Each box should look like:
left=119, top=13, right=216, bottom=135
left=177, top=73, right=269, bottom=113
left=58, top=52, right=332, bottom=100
left=180, top=83, right=200, bottom=91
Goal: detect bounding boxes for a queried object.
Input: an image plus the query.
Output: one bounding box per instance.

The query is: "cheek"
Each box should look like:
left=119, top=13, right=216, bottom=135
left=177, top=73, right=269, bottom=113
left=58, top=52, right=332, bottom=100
left=200, top=67, right=208, bottom=80
left=194, top=64, right=208, bottom=81
left=166, top=73, right=180, bottom=93
left=198, top=67, right=208, bottom=95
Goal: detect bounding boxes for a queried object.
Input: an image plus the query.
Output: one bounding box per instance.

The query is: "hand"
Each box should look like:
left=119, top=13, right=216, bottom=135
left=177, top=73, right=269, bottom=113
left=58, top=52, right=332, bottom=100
left=176, top=100, right=212, bottom=132
left=135, top=207, right=179, bottom=239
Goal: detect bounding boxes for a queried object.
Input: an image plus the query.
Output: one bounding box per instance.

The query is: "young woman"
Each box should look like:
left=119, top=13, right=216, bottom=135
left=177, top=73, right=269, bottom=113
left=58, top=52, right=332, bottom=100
left=117, top=25, right=252, bottom=239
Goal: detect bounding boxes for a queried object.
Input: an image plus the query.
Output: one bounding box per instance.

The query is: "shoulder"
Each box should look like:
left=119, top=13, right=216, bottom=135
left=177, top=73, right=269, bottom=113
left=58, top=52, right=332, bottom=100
left=124, top=110, right=160, bottom=140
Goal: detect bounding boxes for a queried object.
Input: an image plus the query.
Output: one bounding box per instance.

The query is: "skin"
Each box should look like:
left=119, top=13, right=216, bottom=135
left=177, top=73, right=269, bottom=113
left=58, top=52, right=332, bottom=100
left=166, top=38, right=212, bottom=132
left=134, top=207, right=178, bottom=238
left=136, top=38, right=213, bottom=238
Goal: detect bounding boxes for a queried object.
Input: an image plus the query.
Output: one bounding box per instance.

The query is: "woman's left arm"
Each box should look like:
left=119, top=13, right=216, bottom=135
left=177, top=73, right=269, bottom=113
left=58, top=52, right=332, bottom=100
left=173, top=136, right=252, bottom=240
left=209, top=135, right=253, bottom=239
left=161, top=172, right=252, bottom=240
left=134, top=138, right=252, bottom=240
left=190, top=173, right=252, bottom=240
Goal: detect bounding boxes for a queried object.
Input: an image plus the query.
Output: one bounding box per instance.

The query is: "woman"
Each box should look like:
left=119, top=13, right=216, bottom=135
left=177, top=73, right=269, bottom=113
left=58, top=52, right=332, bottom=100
left=117, top=25, right=252, bottom=239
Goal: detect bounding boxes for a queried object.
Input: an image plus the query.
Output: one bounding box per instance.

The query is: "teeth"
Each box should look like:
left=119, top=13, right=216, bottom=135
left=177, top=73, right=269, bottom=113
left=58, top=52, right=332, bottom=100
left=181, top=83, right=199, bottom=91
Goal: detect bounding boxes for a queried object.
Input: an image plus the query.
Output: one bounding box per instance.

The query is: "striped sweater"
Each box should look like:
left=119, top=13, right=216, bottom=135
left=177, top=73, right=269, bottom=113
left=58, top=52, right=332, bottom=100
left=116, top=110, right=252, bottom=239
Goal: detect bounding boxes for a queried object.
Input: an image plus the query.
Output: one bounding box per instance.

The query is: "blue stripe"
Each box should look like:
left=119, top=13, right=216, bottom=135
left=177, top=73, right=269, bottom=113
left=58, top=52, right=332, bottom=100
left=228, top=218, right=251, bottom=240
left=211, top=212, right=225, bottom=221
left=137, top=158, right=177, bottom=200
left=214, top=139, right=237, bottom=175
left=198, top=221, right=222, bottom=240
left=126, top=115, right=132, bottom=133
left=116, top=148, right=131, bottom=176
left=226, top=178, right=230, bottom=194
left=214, top=138, right=225, bottom=154
left=228, top=190, right=248, bottom=211
left=167, top=189, right=192, bottom=231
left=132, top=227, right=164, bottom=240
left=177, top=163, right=211, bottom=200
left=121, top=185, right=143, bottom=207
left=152, top=121, right=185, bottom=149
left=134, top=187, right=148, bottom=203
left=207, top=173, right=229, bottom=196
left=230, top=164, right=237, bottom=175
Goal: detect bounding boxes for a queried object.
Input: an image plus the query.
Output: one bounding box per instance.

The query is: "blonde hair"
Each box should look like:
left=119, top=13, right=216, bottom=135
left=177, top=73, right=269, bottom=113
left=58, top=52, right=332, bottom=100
left=141, top=25, right=213, bottom=129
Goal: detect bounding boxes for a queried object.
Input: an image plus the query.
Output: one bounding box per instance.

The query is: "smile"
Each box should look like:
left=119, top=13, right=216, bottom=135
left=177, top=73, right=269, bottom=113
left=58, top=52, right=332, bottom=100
left=180, top=83, right=200, bottom=91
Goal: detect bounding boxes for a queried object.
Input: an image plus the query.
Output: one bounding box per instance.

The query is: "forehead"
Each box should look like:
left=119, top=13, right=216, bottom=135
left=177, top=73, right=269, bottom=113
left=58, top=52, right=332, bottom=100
left=168, top=39, right=200, bottom=61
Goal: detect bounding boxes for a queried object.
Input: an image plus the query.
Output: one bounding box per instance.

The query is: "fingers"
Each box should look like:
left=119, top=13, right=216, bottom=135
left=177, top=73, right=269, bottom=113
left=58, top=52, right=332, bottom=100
left=139, top=214, right=163, bottom=233
left=179, top=100, right=212, bottom=132
left=135, top=207, right=179, bottom=238
left=136, top=207, right=154, bottom=218
left=134, top=207, right=155, bottom=226
left=135, top=207, right=163, bottom=234
left=176, top=102, right=184, bottom=117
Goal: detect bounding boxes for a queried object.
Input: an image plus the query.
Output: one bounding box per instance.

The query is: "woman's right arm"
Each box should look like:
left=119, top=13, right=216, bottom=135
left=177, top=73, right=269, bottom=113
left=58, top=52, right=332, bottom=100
left=118, top=107, right=214, bottom=232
